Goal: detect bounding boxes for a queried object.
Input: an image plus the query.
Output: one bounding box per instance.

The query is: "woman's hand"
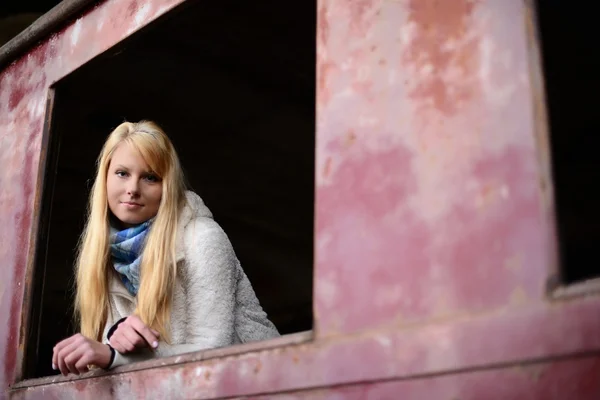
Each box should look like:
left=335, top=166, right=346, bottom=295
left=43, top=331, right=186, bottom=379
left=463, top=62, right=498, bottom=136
left=52, top=334, right=112, bottom=375
left=109, top=315, right=160, bottom=354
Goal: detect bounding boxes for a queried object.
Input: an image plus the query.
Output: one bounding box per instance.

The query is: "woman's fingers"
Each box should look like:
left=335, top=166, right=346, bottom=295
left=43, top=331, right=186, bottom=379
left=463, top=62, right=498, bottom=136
left=122, top=324, right=146, bottom=348
left=108, top=315, right=161, bottom=355
left=71, top=341, right=112, bottom=372
left=74, top=352, right=94, bottom=374
left=52, top=337, right=71, bottom=371
left=110, top=334, right=135, bottom=353
left=56, top=336, right=85, bottom=375
left=126, top=315, right=159, bottom=348
left=52, top=335, right=113, bottom=375
left=63, top=347, right=86, bottom=375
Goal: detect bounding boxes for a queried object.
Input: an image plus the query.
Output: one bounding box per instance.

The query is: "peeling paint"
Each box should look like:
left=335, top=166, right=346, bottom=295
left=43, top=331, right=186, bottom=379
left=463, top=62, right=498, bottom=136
left=315, top=0, right=551, bottom=336
left=8, top=298, right=600, bottom=398
left=70, top=19, right=82, bottom=47
left=403, top=0, right=479, bottom=116
left=128, top=3, right=153, bottom=35
left=1, top=0, right=599, bottom=398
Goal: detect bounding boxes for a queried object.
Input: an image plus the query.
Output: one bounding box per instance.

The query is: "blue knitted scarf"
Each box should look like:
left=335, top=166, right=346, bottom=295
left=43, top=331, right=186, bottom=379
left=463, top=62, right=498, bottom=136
left=110, top=220, right=153, bottom=296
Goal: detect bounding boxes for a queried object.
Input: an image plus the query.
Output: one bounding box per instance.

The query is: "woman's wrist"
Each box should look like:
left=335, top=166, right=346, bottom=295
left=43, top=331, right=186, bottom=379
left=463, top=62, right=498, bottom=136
left=102, top=344, right=116, bottom=369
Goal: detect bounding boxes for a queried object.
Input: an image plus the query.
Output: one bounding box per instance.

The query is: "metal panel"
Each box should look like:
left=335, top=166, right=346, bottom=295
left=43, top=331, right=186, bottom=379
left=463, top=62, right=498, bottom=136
left=314, top=0, right=557, bottom=335
left=248, top=356, right=600, bottom=400
left=2, top=0, right=600, bottom=398
left=8, top=299, right=600, bottom=398
left=0, top=0, right=98, bottom=70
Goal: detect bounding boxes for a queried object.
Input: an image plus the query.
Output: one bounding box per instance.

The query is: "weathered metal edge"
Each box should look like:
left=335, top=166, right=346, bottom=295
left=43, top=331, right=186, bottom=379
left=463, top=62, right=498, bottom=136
left=0, top=0, right=99, bottom=71
left=9, top=330, right=314, bottom=389
left=8, top=298, right=600, bottom=397
left=551, top=278, right=600, bottom=301
left=14, top=88, right=57, bottom=382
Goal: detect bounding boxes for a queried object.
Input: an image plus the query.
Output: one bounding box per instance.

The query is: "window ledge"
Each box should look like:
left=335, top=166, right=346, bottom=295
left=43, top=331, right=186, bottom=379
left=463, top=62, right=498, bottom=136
left=11, top=330, right=313, bottom=390
left=551, top=277, right=600, bottom=300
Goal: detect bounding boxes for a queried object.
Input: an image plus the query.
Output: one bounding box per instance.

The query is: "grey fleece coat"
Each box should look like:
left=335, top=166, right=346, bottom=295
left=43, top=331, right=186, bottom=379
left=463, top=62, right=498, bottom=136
left=103, top=191, right=279, bottom=368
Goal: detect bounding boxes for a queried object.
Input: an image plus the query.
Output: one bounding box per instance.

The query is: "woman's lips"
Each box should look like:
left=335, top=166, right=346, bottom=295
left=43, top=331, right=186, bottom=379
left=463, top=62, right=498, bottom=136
left=121, top=202, right=142, bottom=209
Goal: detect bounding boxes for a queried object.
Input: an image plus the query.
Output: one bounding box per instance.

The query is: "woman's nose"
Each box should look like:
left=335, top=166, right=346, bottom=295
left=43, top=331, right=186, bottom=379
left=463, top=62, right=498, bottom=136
left=126, top=180, right=140, bottom=196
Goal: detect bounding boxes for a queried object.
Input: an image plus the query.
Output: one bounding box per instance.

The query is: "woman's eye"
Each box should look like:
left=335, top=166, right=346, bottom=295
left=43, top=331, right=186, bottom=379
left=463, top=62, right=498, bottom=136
left=116, top=171, right=128, bottom=177
left=144, top=174, right=159, bottom=183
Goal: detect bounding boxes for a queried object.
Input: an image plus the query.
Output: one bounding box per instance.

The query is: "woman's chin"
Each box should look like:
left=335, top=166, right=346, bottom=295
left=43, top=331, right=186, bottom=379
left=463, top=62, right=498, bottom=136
left=114, top=215, right=147, bottom=227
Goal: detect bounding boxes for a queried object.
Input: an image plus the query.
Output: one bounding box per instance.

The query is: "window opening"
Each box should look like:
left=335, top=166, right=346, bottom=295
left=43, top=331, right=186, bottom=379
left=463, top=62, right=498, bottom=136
left=25, top=0, right=315, bottom=378
left=535, top=0, right=599, bottom=284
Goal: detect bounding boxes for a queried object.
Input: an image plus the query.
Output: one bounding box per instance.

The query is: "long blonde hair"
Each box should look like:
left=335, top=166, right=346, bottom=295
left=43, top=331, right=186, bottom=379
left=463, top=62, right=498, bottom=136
left=75, top=120, right=187, bottom=341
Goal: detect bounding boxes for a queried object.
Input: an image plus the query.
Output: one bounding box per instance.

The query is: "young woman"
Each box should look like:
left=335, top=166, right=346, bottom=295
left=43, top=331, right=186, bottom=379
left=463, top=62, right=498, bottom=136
left=52, top=121, right=279, bottom=375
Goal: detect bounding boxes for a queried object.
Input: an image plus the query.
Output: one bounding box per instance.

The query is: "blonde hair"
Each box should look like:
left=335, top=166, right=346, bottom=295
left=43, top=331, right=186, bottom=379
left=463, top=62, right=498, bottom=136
left=75, top=120, right=187, bottom=341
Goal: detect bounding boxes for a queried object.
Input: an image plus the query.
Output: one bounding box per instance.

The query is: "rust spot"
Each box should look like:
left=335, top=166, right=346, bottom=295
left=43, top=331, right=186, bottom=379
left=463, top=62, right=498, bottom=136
left=403, top=0, right=480, bottom=116
left=318, top=61, right=337, bottom=105
left=204, top=370, right=211, bottom=380
left=348, top=0, right=377, bottom=36
left=529, top=367, right=544, bottom=382
left=351, top=80, right=375, bottom=99
left=127, top=0, right=139, bottom=17
left=323, top=157, right=332, bottom=178
left=318, top=4, right=330, bottom=46
left=475, top=184, right=496, bottom=209
left=509, top=286, right=528, bottom=306
left=504, top=254, right=522, bottom=272
left=9, top=88, right=26, bottom=111
left=293, top=355, right=299, bottom=364
left=253, top=361, right=262, bottom=374
left=345, top=130, right=357, bottom=147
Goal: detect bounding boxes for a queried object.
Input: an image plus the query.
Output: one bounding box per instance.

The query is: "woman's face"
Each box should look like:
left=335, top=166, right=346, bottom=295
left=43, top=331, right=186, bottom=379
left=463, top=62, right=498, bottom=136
left=107, top=142, right=163, bottom=227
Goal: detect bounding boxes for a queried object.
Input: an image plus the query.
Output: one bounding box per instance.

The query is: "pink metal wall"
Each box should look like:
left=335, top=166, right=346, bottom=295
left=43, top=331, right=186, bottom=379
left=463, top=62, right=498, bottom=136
left=315, top=0, right=555, bottom=335
left=2, top=0, right=600, bottom=398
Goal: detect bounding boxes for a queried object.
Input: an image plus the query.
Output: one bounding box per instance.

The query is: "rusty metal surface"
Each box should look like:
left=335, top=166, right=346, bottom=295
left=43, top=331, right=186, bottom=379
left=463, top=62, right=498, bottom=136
left=10, top=331, right=315, bottom=389
left=8, top=298, right=600, bottom=398
left=0, top=0, right=99, bottom=70
left=315, top=0, right=556, bottom=335
left=0, top=0, right=186, bottom=393
left=10, top=355, right=600, bottom=400
left=16, top=90, right=56, bottom=382
left=552, top=277, right=600, bottom=300
left=2, top=0, right=600, bottom=398
left=247, top=356, right=600, bottom=400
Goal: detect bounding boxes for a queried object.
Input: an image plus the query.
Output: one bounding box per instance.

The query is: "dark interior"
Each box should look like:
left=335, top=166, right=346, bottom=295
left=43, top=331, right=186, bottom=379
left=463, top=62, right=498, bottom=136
left=28, top=0, right=315, bottom=378
left=535, top=1, right=599, bottom=283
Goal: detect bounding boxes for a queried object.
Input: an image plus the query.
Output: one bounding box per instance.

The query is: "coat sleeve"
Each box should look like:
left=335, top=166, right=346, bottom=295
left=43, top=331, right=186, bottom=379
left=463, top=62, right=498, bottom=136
left=106, top=218, right=237, bottom=369
left=177, top=217, right=237, bottom=348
